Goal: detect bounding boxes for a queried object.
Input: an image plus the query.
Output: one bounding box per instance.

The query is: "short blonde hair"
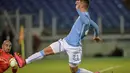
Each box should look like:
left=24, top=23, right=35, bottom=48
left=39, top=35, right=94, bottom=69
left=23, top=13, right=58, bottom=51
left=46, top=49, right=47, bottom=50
left=80, top=0, right=89, bottom=5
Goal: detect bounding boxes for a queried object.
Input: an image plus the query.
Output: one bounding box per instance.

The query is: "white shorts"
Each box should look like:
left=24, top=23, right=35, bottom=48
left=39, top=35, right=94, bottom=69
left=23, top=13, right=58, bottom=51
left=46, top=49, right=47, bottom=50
left=50, top=39, right=82, bottom=65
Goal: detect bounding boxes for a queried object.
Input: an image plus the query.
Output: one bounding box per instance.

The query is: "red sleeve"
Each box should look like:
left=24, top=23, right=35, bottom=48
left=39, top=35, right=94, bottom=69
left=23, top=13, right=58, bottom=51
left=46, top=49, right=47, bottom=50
left=0, top=62, right=9, bottom=73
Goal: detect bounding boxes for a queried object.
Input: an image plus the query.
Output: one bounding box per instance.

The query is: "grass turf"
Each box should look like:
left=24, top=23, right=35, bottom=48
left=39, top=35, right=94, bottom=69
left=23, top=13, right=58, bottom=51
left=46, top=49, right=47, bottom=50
left=5, top=58, right=130, bottom=73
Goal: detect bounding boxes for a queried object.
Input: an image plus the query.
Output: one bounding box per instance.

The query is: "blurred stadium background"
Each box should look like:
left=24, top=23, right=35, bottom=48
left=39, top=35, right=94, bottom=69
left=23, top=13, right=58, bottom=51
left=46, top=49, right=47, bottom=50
left=0, top=0, right=130, bottom=73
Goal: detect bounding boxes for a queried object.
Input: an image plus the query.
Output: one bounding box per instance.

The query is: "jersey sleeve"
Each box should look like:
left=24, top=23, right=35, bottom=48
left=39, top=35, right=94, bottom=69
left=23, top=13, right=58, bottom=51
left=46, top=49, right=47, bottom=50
left=0, top=61, right=9, bottom=73
left=76, top=9, right=89, bottom=24
left=90, top=20, right=99, bottom=37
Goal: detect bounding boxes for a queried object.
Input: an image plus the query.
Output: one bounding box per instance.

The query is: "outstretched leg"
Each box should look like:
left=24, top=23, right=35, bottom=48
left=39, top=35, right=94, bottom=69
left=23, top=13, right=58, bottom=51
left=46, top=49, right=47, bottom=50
left=14, top=39, right=65, bottom=68
left=26, top=46, right=54, bottom=64
left=14, top=46, right=54, bottom=68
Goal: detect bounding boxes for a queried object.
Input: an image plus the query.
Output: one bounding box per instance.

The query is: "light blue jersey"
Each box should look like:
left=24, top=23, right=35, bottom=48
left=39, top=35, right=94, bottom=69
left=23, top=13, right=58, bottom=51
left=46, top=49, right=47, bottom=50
left=64, top=9, right=99, bottom=46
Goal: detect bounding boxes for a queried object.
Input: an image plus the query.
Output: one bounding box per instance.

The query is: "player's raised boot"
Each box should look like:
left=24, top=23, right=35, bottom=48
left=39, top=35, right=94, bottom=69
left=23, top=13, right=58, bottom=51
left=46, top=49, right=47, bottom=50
left=14, top=52, right=26, bottom=68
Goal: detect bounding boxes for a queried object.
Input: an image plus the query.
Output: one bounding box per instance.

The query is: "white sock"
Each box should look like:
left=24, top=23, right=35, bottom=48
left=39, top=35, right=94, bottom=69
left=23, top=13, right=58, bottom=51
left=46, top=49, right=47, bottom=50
left=25, top=51, right=44, bottom=64
left=77, top=68, right=93, bottom=73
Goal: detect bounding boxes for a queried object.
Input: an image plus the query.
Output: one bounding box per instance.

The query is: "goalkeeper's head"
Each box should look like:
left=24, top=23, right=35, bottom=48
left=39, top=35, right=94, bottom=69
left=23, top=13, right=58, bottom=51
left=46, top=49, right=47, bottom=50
left=2, top=40, right=12, bottom=53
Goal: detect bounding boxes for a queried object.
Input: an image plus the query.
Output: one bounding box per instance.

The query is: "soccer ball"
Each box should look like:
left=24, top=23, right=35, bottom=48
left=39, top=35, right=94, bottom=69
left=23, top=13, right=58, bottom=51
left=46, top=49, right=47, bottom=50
left=9, top=58, right=17, bottom=67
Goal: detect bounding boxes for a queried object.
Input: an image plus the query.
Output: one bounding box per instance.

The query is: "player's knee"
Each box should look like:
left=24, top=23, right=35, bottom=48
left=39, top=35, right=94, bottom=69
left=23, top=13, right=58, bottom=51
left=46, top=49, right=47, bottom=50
left=69, top=60, right=81, bottom=67
left=43, top=46, right=55, bottom=56
left=69, top=63, right=79, bottom=67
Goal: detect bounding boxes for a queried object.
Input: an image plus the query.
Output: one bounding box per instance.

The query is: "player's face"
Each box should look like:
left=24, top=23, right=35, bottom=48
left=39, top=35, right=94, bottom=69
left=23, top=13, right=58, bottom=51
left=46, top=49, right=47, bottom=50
left=80, top=1, right=88, bottom=8
left=2, top=41, right=12, bottom=53
left=76, top=0, right=88, bottom=10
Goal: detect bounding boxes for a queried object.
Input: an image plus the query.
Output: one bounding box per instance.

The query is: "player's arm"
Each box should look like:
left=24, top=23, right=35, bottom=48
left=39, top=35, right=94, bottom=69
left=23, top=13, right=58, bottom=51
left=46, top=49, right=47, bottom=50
left=76, top=9, right=89, bottom=24
left=90, top=20, right=101, bottom=42
left=76, top=1, right=89, bottom=24
left=90, top=20, right=99, bottom=37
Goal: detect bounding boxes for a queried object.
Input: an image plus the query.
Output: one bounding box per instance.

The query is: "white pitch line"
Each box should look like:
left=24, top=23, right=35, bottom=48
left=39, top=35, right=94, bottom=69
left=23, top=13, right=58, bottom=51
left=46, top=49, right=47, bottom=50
left=99, top=66, right=122, bottom=73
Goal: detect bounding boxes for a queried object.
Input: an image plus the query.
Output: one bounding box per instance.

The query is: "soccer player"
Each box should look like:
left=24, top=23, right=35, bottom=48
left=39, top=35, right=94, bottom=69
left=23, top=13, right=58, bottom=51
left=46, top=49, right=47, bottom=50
left=15, top=0, right=101, bottom=73
left=0, top=40, right=18, bottom=73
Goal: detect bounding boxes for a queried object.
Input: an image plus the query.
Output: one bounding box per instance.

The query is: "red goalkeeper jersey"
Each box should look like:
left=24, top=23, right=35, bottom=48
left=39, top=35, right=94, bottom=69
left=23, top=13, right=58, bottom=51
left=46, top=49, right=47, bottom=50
left=0, top=49, right=13, bottom=73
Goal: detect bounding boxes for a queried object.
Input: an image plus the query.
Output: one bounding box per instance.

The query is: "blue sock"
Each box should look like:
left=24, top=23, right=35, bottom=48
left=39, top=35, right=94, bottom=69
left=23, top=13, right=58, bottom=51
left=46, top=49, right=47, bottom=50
left=26, top=51, right=44, bottom=64
left=78, top=68, right=93, bottom=73
left=40, top=50, right=44, bottom=56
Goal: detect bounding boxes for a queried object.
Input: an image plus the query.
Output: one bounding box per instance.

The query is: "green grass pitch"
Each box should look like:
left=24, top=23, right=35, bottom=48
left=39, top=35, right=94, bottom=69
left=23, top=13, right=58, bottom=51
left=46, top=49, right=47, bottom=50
left=5, top=58, right=130, bottom=73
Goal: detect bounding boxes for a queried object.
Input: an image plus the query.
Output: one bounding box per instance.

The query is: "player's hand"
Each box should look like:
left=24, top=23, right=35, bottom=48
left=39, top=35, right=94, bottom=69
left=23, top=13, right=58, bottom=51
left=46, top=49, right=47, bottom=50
left=93, top=36, right=102, bottom=42
left=75, top=0, right=80, bottom=9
